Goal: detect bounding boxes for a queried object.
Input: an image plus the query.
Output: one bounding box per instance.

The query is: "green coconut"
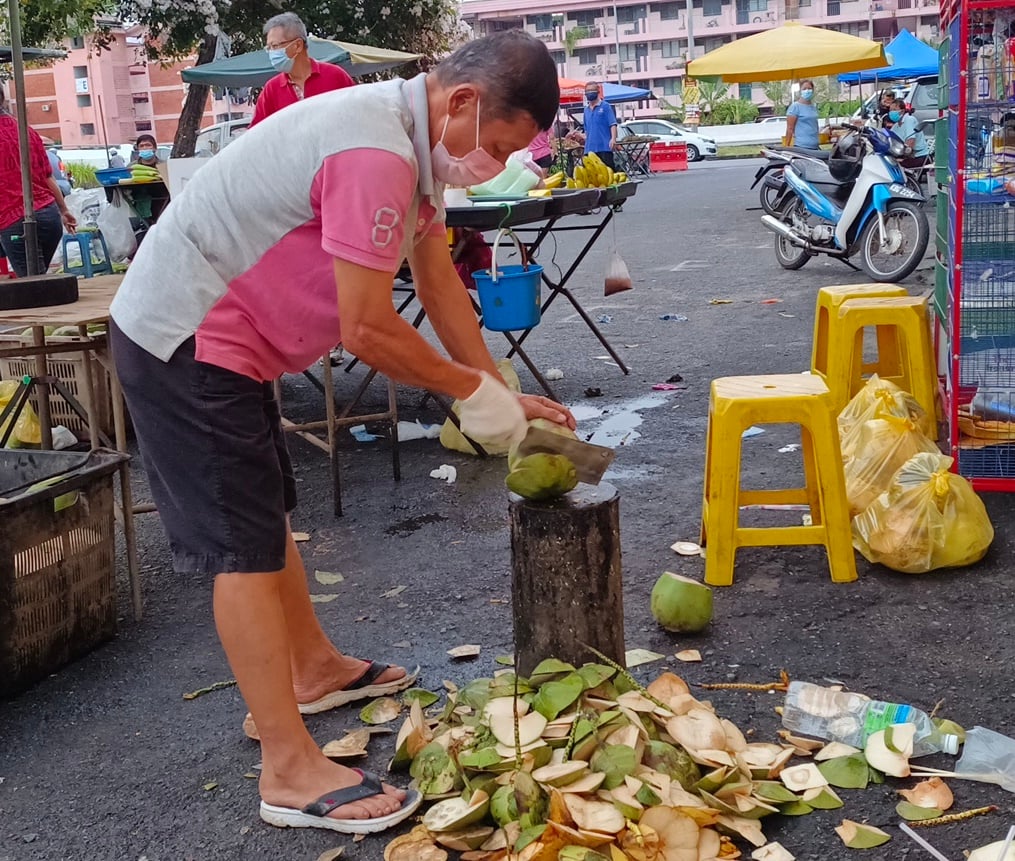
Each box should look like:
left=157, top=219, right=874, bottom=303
left=410, top=741, right=461, bottom=797
left=650, top=572, right=713, bottom=633
left=507, top=419, right=579, bottom=472
left=506, top=453, right=578, bottom=501
left=642, top=740, right=701, bottom=790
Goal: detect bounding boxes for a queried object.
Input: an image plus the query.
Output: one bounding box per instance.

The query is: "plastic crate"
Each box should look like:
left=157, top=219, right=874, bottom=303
left=0, top=332, right=112, bottom=440
left=95, top=167, right=131, bottom=187
left=0, top=449, right=127, bottom=698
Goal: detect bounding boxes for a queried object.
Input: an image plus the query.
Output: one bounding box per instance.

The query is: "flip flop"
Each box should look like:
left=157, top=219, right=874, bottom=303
left=297, top=662, right=420, bottom=715
left=259, top=770, right=422, bottom=834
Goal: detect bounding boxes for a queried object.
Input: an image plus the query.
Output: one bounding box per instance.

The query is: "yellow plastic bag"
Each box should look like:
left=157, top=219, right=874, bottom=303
left=852, top=452, right=994, bottom=573
left=440, top=359, right=522, bottom=457
left=838, top=374, right=934, bottom=460
left=843, top=414, right=940, bottom=517
left=0, top=380, right=42, bottom=447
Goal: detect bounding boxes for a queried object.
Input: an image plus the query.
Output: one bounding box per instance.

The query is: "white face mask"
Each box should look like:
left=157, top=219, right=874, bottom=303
left=430, top=97, right=504, bottom=187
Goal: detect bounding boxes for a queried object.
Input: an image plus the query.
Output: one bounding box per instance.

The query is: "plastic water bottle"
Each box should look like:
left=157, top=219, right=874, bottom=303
left=781, top=681, right=959, bottom=757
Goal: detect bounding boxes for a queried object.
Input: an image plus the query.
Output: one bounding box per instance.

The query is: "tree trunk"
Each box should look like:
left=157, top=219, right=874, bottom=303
left=172, top=34, right=218, bottom=158
left=509, top=482, right=625, bottom=677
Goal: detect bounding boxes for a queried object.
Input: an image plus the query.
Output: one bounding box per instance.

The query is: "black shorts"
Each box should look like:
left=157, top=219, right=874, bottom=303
left=110, top=320, right=297, bottom=574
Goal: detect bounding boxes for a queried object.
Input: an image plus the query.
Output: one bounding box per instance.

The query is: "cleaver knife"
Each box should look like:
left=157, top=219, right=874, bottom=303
left=514, top=426, right=615, bottom=485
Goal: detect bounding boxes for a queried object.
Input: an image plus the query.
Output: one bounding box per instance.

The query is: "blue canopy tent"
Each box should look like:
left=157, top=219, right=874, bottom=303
left=837, top=29, right=936, bottom=83
left=602, top=82, right=653, bottom=104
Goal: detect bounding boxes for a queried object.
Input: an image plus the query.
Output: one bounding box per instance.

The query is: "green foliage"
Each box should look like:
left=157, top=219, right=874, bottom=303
left=1, top=0, right=116, bottom=51
left=710, top=98, right=759, bottom=125
left=563, top=26, right=589, bottom=58
left=761, top=80, right=791, bottom=115
left=65, top=162, right=99, bottom=188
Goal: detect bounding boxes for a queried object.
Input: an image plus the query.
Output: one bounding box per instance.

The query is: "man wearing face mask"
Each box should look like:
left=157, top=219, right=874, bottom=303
left=583, top=82, right=618, bottom=169
left=130, top=134, right=161, bottom=165
left=784, top=79, right=820, bottom=151
left=108, top=31, right=574, bottom=836
left=249, top=12, right=354, bottom=128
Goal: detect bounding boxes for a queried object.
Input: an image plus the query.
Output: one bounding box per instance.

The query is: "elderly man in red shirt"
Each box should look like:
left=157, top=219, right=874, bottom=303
left=250, top=13, right=355, bottom=128
left=0, top=87, right=76, bottom=277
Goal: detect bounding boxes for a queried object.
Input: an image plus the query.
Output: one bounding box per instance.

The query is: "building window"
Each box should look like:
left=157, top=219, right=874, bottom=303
left=76, top=94, right=91, bottom=107
left=703, top=35, right=730, bottom=51
left=70, top=36, right=85, bottom=50
left=619, top=44, right=636, bottom=61
left=135, top=120, right=153, bottom=132
left=738, top=83, right=753, bottom=99
left=617, top=5, right=646, bottom=24
left=73, top=65, right=88, bottom=79
left=659, top=39, right=682, bottom=57
left=576, top=47, right=599, bottom=65
left=550, top=50, right=566, bottom=64
left=132, top=94, right=150, bottom=104
left=797, top=0, right=811, bottom=5
left=528, top=14, right=553, bottom=31
left=660, top=78, right=680, bottom=95
left=703, top=0, right=722, bottom=15
left=570, top=9, right=601, bottom=26
left=79, top=123, right=95, bottom=135
left=654, top=2, right=680, bottom=18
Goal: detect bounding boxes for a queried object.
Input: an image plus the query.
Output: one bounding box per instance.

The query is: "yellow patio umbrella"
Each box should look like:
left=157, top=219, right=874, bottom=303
left=686, top=22, right=888, bottom=83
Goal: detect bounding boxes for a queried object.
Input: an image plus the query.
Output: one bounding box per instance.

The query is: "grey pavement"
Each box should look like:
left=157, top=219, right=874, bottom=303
left=2, top=161, right=1013, bottom=861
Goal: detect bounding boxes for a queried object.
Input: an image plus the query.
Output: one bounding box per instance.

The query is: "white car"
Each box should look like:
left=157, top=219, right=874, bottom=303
left=618, top=119, right=717, bottom=161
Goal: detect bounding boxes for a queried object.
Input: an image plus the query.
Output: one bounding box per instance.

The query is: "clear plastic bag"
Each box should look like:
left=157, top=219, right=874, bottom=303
left=838, top=374, right=934, bottom=459
left=852, top=452, right=994, bottom=572
left=843, top=415, right=940, bottom=518
left=96, top=190, right=137, bottom=261
left=604, top=251, right=632, bottom=296
left=955, top=726, right=1015, bottom=792
left=440, top=359, right=522, bottom=456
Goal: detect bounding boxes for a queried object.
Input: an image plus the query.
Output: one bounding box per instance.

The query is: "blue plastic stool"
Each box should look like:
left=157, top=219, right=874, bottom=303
left=61, top=231, right=113, bottom=278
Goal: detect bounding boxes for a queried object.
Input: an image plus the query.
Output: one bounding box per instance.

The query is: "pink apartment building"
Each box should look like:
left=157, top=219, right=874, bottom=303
left=12, top=20, right=250, bottom=148
left=461, top=0, right=942, bottom=113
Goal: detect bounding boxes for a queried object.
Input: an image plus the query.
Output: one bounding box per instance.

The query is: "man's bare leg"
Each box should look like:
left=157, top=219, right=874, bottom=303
left=214, top=571, right=405, bottom=818
left=276, top=525, right=406, bottom=704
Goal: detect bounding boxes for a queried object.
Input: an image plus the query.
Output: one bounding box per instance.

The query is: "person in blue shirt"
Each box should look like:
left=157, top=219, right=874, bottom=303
left=785, top=80, right=820, bottom=151
left=890, top=98, right=930, bottom=167
left=583, top=82, right=617, bottom=169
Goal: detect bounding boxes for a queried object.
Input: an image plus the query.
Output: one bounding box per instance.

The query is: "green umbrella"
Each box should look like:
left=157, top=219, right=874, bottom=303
left=181, top=37, right=422, bottom=87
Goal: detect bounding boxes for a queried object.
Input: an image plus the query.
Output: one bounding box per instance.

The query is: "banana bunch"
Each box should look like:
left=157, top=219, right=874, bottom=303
left=542, top=171, right=565, bottom=190
left=126, top=163, right=161, bottom=183
left=567, top=153, right=628, bottom=189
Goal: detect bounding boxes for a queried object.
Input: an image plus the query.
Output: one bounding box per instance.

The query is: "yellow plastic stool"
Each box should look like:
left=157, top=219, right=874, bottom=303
left=822, top=295, right=938, bottom=418
left=812, top=283, right=908, bottom=379
left=699, top=374, right=857, bottom=587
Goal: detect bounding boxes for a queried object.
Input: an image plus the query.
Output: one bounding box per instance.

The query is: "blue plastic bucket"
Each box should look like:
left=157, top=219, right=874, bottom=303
left=473, top=229, right=542, bottom=332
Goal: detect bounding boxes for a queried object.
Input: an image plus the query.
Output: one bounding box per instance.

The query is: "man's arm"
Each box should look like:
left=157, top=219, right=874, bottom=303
left=608, top=104, right=618, bottom=149
left=44, top=176, right=76, bottom=233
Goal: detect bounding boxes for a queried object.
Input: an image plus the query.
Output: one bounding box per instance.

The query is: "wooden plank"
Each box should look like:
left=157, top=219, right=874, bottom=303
left=0, top=275, right=123, bottom=328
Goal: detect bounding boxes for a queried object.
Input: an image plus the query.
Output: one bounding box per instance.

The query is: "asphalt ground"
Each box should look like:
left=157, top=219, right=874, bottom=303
left=2, top=161, right=1014, bottom=861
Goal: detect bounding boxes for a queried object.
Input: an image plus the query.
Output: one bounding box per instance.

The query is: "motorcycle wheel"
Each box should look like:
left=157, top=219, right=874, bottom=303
left=858, top=200, right=929, bottom=282
left=773, top=196, right=813, bottom=271
left=760, top=182, right=786, bottom=216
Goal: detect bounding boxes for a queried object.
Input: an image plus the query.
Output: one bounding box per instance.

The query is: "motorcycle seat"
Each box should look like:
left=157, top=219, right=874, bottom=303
left=790, top=158, right=849, bottom=187
left=781, top=146, right=830, bottom=160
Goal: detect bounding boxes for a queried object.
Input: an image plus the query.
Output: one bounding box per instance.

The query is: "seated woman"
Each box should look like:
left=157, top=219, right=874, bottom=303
left=889, top=99, right=930, bottom=170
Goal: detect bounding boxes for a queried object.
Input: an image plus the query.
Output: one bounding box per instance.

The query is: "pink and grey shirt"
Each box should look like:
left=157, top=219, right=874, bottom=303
left=110, top=74, right=445, bottom=382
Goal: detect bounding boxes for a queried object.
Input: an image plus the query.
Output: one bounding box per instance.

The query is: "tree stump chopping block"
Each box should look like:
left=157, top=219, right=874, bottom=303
left=509, top=482, right=625, bottom=677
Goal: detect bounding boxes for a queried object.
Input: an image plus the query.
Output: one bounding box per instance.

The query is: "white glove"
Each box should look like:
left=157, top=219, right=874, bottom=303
left=459, top=371, right=527, bottom=447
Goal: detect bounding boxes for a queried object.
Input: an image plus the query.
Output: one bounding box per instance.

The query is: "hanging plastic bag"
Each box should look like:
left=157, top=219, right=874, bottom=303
left=96, top=189, right=137, bottom=261
left=605, top=251, right=632, bottom=296
left=0, top=380, right=42, bottom=447
left=843, top=415, right=940, bottom=517
left=64, top=188, right=106, bottom=230
left=440, top=359, right=522, bottom=456
left=852, top=452, right=994, bottom=572
left=838, top=374, right=934, bottom=460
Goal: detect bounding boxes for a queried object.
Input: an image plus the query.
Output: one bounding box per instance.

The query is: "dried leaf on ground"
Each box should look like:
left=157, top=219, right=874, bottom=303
left=624, top=649, right=666, bottom=668
left=675, top=650, right=702, bottom=663
left=314, top=570, right=345, bottom=585
left=382, top=585, right=408, bottom=599
left=310, top=594, right=339, bottom=603
left=448, top=644, right=482, bottom=659
left=292, top=532, right=311, bottom=542
left=203, top=782, right=218, bottom=791
left=315, top=849, right=345, bottom=861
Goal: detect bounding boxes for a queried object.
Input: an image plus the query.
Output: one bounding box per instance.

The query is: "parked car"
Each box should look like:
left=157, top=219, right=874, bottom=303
left=194, top=118, right=251, bottom=157
left=618, top=119, right=717, bottom=161
left=757, top=116, right=788, bottom=124
left=853, top=76, right=940, bottom=126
